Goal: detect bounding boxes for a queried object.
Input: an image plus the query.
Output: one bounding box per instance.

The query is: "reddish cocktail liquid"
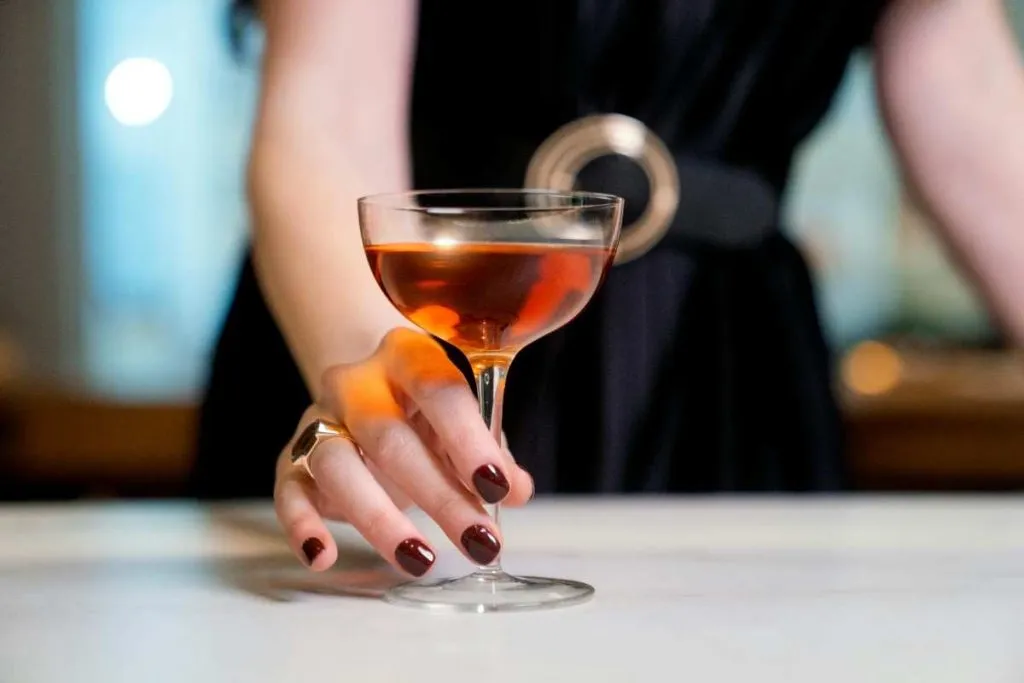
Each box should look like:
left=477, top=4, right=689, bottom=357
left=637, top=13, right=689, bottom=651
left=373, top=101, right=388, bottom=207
left=367, top=242, right=612, bottom=359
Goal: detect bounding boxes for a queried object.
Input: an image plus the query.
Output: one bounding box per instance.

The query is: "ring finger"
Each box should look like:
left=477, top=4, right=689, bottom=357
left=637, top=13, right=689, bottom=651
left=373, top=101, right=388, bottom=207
left=305, top=432, right=438, bottom=577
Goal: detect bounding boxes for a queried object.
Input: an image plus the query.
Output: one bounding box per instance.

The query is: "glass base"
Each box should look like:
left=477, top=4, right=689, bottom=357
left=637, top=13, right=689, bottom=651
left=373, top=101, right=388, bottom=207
left=383, top=570, right=594, bottom=613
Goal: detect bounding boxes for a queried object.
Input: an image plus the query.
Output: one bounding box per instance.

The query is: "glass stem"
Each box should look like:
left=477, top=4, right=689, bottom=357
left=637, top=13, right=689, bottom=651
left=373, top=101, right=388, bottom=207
left=474, top=362, right=507, bottom=575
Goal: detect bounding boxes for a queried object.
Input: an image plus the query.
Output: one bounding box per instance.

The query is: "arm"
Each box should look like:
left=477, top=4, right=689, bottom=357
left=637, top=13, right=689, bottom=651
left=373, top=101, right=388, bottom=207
left=875, top=0, right=1024, bottom=344
left=249, top=0, right=417, bottom=391
left=254, top=2, right=534, bottom=575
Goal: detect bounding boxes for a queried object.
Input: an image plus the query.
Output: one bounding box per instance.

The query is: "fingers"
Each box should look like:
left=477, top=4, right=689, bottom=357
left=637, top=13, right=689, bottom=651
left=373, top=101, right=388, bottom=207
left=274, top=412, right=435, bottom=577
left=408, top=408, right=533, bottom=508
left=360, top=459, right=415, bottom=511
left=500, top=446, right=535, bottom=507
left=379, top=328, right=529, bottom=504
left=295, top=328, right=536, bottom=571
left=305, top=434, right=436, bottom=578
left=335, top=359, right=504, bottom=566
left=274, top=454, right=338, bottom=572
left=497, top=431, right=535, bottom=505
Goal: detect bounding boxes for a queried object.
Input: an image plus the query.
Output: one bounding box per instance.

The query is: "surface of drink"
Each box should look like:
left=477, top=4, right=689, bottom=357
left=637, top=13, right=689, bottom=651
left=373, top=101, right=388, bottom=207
left=367, top=241, right=612, bottom=360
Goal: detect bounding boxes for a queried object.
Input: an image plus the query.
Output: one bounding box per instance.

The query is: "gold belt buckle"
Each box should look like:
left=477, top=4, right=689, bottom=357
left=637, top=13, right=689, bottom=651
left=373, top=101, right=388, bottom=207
left=525, top=114, right=680, bottom=265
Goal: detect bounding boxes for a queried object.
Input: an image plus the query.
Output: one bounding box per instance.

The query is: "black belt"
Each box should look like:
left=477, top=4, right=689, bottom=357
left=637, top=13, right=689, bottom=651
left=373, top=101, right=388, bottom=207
left=525, top=114, right=779, bottom=262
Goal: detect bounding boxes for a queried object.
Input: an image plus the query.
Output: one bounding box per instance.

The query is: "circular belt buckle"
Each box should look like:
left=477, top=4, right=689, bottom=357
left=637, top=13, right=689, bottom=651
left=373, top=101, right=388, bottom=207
left=525, top=113, right=680, bottom=265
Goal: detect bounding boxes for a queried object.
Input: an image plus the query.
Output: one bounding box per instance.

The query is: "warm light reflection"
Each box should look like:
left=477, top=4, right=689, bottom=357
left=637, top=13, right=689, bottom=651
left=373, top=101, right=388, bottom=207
left=842, top=340, right=903, bottom=396
left=408, top=305, right=459, bottom=341
left=432, top=237, right=459, bottom=249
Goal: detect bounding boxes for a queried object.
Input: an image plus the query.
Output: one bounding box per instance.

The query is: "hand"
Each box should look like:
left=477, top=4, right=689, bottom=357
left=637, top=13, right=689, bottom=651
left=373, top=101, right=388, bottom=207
left=273, top=328, right=534, bottom=577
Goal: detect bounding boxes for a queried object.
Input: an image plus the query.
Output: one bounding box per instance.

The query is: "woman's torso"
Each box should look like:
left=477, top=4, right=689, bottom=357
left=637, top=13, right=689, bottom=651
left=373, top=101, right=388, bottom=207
left=193, top=0, right=888, bottom=498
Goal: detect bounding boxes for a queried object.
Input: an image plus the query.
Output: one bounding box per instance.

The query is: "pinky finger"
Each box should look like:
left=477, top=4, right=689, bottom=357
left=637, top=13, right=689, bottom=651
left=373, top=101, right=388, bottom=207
left=274, top=466, right=338, bottom=571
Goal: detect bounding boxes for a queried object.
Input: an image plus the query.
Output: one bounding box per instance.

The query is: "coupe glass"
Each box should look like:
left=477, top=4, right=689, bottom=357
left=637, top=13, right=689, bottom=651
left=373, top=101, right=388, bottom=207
left=358, top=189, right=623, bottom=612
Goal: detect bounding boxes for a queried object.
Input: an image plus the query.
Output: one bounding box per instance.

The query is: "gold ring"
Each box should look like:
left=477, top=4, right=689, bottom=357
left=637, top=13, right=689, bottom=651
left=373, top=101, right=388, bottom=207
left=525, top=113, right=680, bottom=265
left=290, top=418, right=360, bottom=478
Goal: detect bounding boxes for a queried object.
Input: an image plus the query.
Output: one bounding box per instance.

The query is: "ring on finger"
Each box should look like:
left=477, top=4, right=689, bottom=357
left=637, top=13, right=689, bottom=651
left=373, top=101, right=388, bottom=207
left=291, top=418, right=362, bottom=479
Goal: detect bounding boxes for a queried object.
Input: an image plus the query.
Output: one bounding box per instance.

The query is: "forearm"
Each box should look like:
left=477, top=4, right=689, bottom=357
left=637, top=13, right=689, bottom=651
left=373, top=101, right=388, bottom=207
left=249, top=139, right=412, bottom=391
left=876, top=0, right=1024, bottom=344
left=246, top=0, right=418, bottom=391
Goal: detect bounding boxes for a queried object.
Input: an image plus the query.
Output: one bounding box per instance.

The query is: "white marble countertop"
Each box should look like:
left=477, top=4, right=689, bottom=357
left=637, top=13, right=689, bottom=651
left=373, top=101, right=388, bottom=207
left=0, top=497, right=1022, bottom=682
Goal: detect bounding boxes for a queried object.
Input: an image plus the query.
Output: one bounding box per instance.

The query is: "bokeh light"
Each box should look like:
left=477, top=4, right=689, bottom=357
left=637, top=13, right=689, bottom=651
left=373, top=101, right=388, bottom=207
left=104, top=58, right=173, bottom=126
left=842, top=340, right=903, bottom=396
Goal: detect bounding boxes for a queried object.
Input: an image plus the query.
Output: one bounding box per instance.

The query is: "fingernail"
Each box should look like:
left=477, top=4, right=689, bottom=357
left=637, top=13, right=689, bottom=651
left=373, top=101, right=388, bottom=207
left=395, top=538, right=435, bottom=577
left=472, top=464, right=510, bottom=504
left=461, top=524, right=501, bottom=566
left=302, top=537, right=325, bottom=566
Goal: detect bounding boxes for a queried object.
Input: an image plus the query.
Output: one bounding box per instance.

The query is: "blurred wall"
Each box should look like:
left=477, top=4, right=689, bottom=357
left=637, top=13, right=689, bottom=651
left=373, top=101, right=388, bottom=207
left=77, top=0, right=255, bottom=399
left=0, top=0, right=256, bottom=398
left=0, top=0, right=80, bottom=388
left=785, top=53, right=901, bottom=348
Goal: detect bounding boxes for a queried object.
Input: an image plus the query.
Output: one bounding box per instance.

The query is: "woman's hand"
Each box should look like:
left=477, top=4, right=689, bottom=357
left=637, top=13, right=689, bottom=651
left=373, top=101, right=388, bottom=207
left=273, top=328, right=534, bottom=577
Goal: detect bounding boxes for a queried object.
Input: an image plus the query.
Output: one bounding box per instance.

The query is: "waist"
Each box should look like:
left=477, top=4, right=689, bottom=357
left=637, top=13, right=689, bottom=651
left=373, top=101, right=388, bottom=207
left=526, top=114, right=781, bottom=262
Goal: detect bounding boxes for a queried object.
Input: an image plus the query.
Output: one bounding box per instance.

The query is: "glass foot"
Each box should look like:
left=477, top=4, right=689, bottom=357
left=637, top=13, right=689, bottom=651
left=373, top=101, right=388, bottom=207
left=383, top=570, right=594, bottom=613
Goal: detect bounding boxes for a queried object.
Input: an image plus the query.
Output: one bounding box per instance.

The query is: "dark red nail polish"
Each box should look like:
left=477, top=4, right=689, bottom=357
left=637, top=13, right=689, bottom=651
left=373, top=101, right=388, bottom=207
left=472, top=464, right=510, bottom=504
left=395, top=538, right=435, bottom=577
left=461, top=524, right=501, bottom=566
left=302, top=537, right=325, bottom=565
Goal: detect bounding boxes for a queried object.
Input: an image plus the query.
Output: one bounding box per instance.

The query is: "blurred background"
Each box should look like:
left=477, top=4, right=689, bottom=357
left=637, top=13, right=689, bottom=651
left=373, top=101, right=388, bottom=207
left=1, top=0, right=1023, bottom=500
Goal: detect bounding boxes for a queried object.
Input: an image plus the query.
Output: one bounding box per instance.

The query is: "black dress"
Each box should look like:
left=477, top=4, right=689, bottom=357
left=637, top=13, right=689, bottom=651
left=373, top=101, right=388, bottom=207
left=193, top=0, right=889, bottom=498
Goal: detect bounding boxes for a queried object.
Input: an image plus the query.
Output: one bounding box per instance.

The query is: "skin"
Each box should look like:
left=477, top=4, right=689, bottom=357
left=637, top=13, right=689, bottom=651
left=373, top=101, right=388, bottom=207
left=875, top=0, right=1024, bottom=343
left=250, top=0, right=1024, bottom=574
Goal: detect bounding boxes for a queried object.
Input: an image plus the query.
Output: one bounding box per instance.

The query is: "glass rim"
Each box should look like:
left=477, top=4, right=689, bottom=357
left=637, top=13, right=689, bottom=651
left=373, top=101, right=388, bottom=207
left=357, top=188, right=624, bottom=213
